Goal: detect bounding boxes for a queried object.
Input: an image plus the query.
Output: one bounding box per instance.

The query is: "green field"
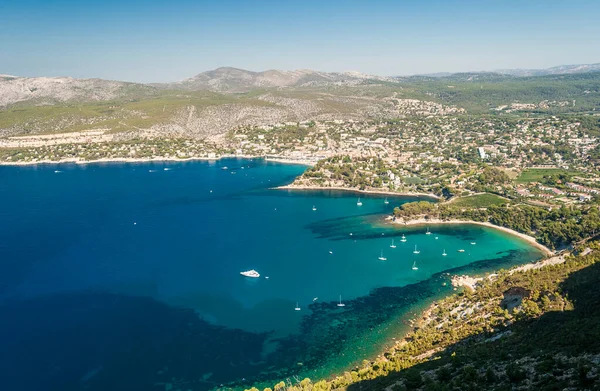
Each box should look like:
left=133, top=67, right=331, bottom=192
left=447, top=193, right=508, bottom=208
left=515, top=168, right=582, bottom=183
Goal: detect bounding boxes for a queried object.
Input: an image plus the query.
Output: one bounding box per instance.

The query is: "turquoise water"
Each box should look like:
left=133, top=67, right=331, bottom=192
left=0, top=159, right=544, bottom=391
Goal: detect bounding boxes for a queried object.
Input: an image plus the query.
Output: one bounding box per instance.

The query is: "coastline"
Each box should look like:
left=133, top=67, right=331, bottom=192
left=390, top=217, right=554, bottom=256
left=275, top=184, right=441, bottom=199
left=0, top=155, right=314, bottom=167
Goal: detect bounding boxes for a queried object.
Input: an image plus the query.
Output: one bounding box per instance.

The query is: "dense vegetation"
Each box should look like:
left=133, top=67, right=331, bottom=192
left=446, top=193, right=508, bottom=208
left=397, top=72, right=600, bottom=114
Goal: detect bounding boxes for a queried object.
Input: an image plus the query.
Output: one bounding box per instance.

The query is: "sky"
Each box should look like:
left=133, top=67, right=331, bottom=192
left=1, top=0, right=599, bottom=82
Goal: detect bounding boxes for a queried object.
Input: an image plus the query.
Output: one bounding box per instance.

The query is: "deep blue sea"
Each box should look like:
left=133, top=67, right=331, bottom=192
left=0, top=159, right=544, bottom=391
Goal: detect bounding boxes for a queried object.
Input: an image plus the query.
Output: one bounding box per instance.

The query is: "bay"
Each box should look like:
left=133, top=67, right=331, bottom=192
left=0, top=159, right=544, bottom=391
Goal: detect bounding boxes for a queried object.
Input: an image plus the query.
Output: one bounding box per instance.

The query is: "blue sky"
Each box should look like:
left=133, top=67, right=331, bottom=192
left=1, top=0, right=599, bottom=82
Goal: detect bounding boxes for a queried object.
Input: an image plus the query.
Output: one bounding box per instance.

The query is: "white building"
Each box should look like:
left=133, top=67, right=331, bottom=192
left=478, top=147, right=487, bottom=159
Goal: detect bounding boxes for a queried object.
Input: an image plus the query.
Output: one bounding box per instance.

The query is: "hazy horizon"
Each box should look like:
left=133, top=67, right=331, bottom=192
left=2, top=0, right=600, bottom=83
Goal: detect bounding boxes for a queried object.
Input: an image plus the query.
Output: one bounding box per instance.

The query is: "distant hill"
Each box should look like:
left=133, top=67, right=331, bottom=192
left=495, top=63, right=600, bottom=77
left=0, top=75, right=156, bottom=107
left=405, top=63, right=600, bottom=79
left=157, top=67, right=395, bottom=92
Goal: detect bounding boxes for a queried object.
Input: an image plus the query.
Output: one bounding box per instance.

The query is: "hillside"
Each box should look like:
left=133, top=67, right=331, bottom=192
left=0, top=75, right=157, bottom=107
left=158, top=67, right=394, bottom=92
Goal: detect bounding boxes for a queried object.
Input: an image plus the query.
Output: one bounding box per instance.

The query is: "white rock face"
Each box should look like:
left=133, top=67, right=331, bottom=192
left=0, top=76, right=137, bottom=106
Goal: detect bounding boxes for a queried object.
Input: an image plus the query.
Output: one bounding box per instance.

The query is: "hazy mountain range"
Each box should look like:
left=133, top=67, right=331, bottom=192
left=1, top=62, right=599, bottom=107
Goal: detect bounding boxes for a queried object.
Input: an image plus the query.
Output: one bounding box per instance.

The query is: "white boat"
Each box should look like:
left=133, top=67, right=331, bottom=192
left=337, top=295, right=346, bottom=307
left=294, top=302, right=301, bottom=311
left=413, top=245, right=420, bottom=254
left=442, top=249, right=447, bottom=256
left=329, top=250, right=333, bottom=254
left=164, top=168, right=171, bottom=171
left=313, top=297, right=318, bottom=302
left=384, top=197, right=389, bottom=205
left=378, top=250, right=387, bottom=261
left=357, top=198, right=363, bottom=206
left=312, top=205, right=317, bottom=211
left=390, top=239, right=396, bottom=249
left=425, top=227, right=432, bottom=235
left=412, top=261, right=418, bottom=270
left=457, top=249, right=465, bottom=253
left=470, top=242, right=476, bottom=245
left=435, top=236, right=439, bottom=240
left=400, top=234, right=407, bottom=242
left=221, top=166, right=228, bottom=170
left=240, top=269, right=260, bottom=278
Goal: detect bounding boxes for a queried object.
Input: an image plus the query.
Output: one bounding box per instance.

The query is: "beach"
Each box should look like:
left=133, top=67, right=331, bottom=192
left=390, top=217, right=554, bottom=256
left=0, top=154, right=315, bottom=167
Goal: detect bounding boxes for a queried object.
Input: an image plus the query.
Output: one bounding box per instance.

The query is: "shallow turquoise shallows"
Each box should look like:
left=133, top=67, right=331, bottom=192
left=0, top=159, right=544, bottom=391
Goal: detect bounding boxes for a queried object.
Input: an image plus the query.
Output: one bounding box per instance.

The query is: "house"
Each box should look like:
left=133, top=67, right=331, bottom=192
left=516, top=188, right=531, bottom=197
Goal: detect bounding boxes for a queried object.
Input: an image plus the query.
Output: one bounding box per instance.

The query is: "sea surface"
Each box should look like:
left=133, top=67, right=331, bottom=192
left=0, top=159, right=545, bottom=391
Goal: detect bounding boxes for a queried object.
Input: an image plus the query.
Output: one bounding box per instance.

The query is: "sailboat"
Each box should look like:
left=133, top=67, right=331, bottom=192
left=337, top=295, right=346, bottom=307
left=312, top=205, right=317, bottom=211
left=413, top=245, right=420, bottom=254
left=384, top=197, right=389, bottom=205
left=425, top=227, right=432, bottom=235
left=400, top=234, right=407, bottom=242
left=357, top=198, right=363, bottom=206
left=294, top=302, right=301, bottom=311
left=390, top=239, right=397, bottom=249
left=412, top=260, right=418, bottom=270
left=378, top=250, right=387, bottom=261
left=442, top=249, right=447, bottom=256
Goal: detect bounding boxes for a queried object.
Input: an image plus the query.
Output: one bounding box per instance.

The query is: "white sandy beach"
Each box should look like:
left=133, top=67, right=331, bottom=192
left=390, top=217, right=553, bottom=256
left=0, top=154, right=317, bottom=167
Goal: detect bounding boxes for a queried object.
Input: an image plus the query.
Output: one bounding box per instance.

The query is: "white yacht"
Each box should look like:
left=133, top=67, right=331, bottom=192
left=384, top=197, right=389, bottom=204
left=390, top=239, right=396, bottom=249
left=426, top=227, right=432, bottom=235
left=457, top=249, right=465, bottom=253
left=400, top=234, right=407, bottom=242
left=470, top=242, right=476, bottom=245
left=312, top=205, right=317, bottom=211
left=240, top=269, right=260, bottom=278
left=294, top=302, right=301, bottom=311
left=337, top=295, right=346, bottom=307
left=378, top=250, right=387, bottom=261
left=357, top=198, right=363, bottom=206
left=442, top=249, right=447, bottom=256
left=412, top=261, right=418, bottom=270
left=413, top=245, right=420, bottom=254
